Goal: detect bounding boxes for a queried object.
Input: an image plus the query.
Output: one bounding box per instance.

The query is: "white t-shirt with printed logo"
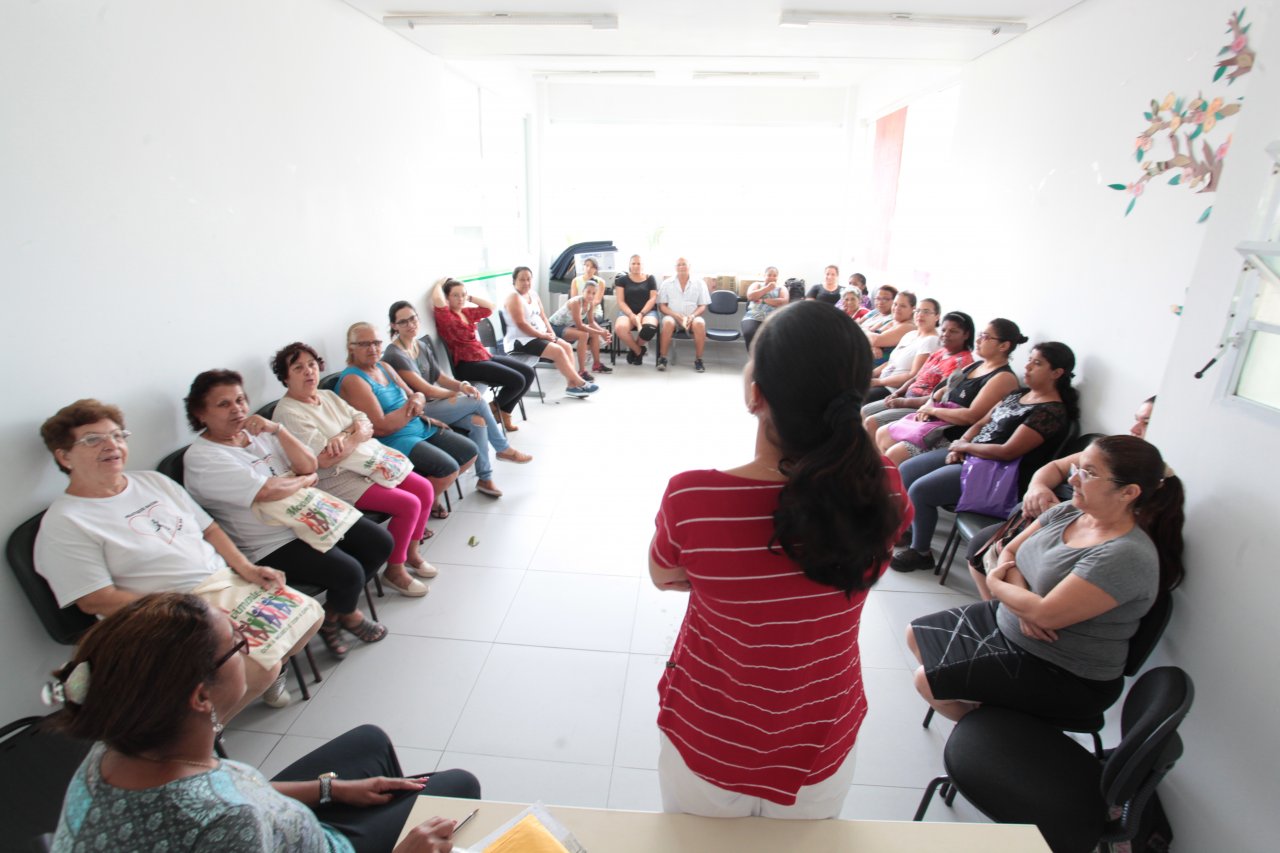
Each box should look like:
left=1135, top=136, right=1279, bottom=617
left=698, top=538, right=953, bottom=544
left=184, top=434, right=298, bottom=562
left=35, top=471, right=226, bottom=608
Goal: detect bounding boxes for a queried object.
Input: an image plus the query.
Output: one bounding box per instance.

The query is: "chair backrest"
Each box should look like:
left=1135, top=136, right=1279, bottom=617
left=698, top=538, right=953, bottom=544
left=155, top=445, right=189, bottom=486
left=1125, top=592, right=1173, bottom=676
left=1065, top=431, right=1106, bottom=456
left=256, top=399, right=278, bottom=420
left=0, top=715, right=94, bottom=850
left=1102, top=666, right=1194, bottom=808
left=476, top=317, right=500, bottom=352
left=1049, top=418, right=1081, bottom=460
left=709, top=288, right=739, bottom=315
left=5, top=512, right=96, bottom=645
left=319, top=372, right=341, bottom=392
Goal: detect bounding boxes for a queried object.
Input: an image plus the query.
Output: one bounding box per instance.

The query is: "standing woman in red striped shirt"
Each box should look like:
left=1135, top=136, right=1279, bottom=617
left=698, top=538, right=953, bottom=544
left=650, top=300, right=913, bottom=818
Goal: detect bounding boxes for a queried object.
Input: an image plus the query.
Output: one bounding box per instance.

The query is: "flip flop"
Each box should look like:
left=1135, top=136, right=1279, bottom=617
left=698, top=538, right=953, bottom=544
left=431, top=505, right=449, bottom=519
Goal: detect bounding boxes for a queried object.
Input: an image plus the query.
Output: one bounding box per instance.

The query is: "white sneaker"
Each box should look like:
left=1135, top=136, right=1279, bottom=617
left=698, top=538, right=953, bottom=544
left=263, top=672, right=292, bottom=708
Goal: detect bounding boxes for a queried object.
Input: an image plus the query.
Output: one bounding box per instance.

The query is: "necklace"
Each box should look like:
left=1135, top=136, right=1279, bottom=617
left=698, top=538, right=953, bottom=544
left=119, top=749, right=216, bottom=770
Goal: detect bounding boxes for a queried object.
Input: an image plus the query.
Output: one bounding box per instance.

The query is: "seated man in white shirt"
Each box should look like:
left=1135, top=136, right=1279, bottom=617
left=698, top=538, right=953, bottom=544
left=656, top=257, right=712, bottom=373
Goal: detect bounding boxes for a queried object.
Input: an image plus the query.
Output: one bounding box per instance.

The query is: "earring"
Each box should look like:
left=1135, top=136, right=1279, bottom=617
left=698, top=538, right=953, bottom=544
left=211, top=707, right=224, bottom=736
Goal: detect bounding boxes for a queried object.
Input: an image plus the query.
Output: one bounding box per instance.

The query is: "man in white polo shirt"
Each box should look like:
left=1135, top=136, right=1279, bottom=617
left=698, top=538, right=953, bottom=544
left=656, top=257, right=711, bottom=372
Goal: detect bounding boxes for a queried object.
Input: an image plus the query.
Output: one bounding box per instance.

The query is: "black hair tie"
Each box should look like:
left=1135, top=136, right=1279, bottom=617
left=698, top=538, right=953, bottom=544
left=823, top=389, right=863, bottom=427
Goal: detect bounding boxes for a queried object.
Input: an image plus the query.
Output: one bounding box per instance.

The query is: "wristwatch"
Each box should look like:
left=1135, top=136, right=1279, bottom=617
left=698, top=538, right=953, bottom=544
left=318, top=771, right=337, bottom=805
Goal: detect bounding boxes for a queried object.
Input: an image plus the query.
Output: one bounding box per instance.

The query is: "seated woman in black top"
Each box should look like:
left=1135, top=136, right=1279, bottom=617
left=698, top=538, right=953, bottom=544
left=613, top=254, right=660, bottom=364
left=890, top=341, right=1078, bottom=572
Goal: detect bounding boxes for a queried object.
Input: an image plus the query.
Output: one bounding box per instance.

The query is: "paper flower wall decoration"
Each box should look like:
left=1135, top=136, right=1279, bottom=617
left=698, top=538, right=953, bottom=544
left=1108, top=8, right=1254, bottom=223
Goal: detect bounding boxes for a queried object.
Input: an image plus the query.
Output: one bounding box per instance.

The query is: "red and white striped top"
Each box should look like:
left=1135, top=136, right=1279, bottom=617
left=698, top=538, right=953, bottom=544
left=651, top=464, right=911, bottom=804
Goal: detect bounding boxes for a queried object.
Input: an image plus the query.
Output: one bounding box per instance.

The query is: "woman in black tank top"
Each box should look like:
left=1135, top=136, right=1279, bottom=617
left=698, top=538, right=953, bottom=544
left=881, top=319, right=1027, bottom=466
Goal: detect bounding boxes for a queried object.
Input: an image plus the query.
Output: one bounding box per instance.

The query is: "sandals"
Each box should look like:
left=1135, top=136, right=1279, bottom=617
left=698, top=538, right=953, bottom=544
left=343, top=615, right=388, bottom=645
left=431, top=504, right=450, bottom=519
left=319, top=621, right=349, bottom=658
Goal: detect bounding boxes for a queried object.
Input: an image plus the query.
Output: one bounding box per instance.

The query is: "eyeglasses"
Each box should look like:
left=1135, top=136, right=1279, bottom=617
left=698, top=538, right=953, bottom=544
left=976, top=332, right=1006, bottom=343
left=1068, top=464, right=1126, bottom=486
left=352, top=340, right=383, bottom=349
left=71, top=430, right=131, bottom=449
left=212, top=624, right=251, bottom=669
left=393, top=315, right=419, bottom=326
left=914, top=308, right=936, bottom=314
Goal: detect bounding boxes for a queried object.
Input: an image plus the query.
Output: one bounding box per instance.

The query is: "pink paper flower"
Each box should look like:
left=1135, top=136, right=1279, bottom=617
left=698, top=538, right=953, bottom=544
left=1127, top=182, right=1145, bottom=197
left=1217, top=135, right=1233, bottom=160
left=1232, top=35, right=1248, bottom=52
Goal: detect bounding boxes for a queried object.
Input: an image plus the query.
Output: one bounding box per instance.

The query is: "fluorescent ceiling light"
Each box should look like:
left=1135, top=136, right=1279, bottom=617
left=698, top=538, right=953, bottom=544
left=534, top=70, right=656, bottom=79
left=779, top=10, right=1027, bottom=35
left=384, top=12, right=619, bottom=30
left=692, top=71, right=819, bottom=81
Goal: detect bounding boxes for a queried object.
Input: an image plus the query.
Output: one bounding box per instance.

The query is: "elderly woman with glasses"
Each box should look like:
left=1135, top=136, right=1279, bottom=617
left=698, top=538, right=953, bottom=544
left=47, top=593, right=480, bottom=853
left=336, top=322, right=480, bottom=505
left=34, top=398, right=320, bottom=714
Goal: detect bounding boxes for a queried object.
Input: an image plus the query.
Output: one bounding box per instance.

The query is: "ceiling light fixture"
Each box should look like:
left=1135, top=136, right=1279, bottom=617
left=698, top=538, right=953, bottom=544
left=533, top=70, right=656, bottom=79
left=384, top=12, right=619, bottom=30
left=779, top=10, right=1027, bottom=36
left=691, top=71, right=819, bottom=81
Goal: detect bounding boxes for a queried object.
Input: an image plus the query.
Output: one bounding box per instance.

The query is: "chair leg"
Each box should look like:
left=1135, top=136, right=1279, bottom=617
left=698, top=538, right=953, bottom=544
left=289, top=655, right=311, bottom=701
left=364, top=581, right=380, bottom=621
left=518, top=396, right=527, bottom=421
left=304, top=645, right=322, bottom=684
left=923, top=707, right=935, bottom=728
left=943, top=783, right=959, bottom=807
left=372, top=571, right=384, bottom=598
left=443, top=491, right=452, bottom=513
left=914, top=775, right=950, bottom=821
left=1091, top=731, right=1105, bottom=759
left=455, top=481, right=463, bottom=502
left=936, top=525, right=961, bottom=585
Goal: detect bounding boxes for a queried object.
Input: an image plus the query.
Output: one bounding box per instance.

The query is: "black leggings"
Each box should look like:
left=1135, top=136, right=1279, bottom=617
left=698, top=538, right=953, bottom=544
left=453, top=355, right=535, bottom=414
left=407, top=430, right=478, bottom=479
left=272, top=724, right=481, bottom=853
left=261, top=518, right=392, bottom=614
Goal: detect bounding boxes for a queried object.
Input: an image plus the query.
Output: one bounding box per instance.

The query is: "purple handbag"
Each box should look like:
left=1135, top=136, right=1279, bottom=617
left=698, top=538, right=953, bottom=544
left=956, top=455, right=1022, bottom=518
left=885, top=402, right=960, bottom=448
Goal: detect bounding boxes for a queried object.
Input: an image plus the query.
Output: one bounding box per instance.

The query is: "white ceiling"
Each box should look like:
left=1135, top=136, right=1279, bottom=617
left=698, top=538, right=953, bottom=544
left=345, top=0, right=1083, bottom=86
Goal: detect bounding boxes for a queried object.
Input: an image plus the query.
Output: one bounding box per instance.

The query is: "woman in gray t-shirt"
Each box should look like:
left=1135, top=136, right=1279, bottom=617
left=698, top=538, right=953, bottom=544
left=907, top=436, right=1185, bottom=723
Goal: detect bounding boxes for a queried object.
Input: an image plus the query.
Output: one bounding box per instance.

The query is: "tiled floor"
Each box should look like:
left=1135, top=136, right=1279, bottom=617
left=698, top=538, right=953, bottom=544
left=225, top=340, right=1002, bottom=824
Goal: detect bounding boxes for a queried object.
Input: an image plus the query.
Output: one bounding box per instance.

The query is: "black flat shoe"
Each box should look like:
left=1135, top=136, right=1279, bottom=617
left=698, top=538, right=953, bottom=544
left=890, top=549, right=935, bottom=573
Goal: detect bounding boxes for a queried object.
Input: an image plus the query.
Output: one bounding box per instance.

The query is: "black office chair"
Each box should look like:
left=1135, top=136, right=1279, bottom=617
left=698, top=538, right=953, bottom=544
left=922, top=592, right=1174, bottom=758
left=0, top=715, right=93, bottom=853
left=705, top=288, right=743, bottom=345
left=5, top=512, right=95, bottom=645
left=915, top=666, right=1194, bottom=853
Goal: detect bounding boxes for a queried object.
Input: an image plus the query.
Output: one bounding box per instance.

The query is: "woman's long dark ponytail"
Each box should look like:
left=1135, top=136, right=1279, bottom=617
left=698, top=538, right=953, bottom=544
left=753, top=302, right=903, bottom=595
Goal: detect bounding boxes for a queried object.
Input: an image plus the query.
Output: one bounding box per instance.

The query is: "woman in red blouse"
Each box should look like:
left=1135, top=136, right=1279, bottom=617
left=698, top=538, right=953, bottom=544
left=649, top=301, right=912, bottom=818
left=431, top=278, right=535, bottom=433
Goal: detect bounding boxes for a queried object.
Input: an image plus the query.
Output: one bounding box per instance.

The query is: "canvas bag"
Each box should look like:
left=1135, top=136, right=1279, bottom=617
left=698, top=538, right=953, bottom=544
left=190, top=570, right=324, bottom=667
left=956, top=455, right=1022, bottom=518
left=252, top=487, right=360, bottom=552
left=336, top=440, right=412, bottom=487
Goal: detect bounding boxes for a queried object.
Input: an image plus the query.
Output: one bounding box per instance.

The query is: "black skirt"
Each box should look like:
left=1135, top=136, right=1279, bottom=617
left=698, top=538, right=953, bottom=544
left=911, top=600, right=1123, bottom=720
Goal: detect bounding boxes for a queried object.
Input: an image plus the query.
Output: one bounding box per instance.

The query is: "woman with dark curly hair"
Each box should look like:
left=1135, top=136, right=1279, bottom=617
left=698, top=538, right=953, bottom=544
left=649, top=301, right=911, bottom=818
left=183, top=370, right=391, bottom=658
left=270, top=341, right=437, bottom=596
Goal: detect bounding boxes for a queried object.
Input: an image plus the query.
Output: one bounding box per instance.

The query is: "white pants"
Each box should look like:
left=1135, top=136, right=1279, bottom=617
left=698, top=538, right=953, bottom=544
left=657, top=732, right=857, bottom=819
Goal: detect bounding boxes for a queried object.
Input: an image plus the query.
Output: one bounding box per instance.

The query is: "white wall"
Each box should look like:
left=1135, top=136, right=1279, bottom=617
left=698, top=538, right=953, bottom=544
left=0, top=0, right=529, bottom=723
left=860, top=0, right=1278, bottom=847
left=855, top=0, right=1258, bottom=433
left=1147, top=7, right=1279, bottom=850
